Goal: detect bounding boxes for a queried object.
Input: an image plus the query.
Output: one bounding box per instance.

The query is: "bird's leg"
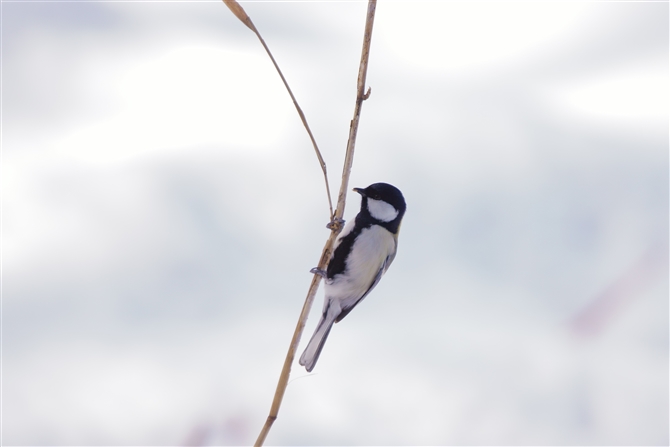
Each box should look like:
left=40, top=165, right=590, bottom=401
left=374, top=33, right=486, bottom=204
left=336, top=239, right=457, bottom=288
left=310, top=267, right=327, bottom=279
left=326, top=217, right=345, bottom=231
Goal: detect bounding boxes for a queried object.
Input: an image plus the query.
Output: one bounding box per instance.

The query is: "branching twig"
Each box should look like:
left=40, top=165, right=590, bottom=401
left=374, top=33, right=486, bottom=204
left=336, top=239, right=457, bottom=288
left=222, top=1, right=378, bottom=445
left=223, top=0, right=334, bottom=219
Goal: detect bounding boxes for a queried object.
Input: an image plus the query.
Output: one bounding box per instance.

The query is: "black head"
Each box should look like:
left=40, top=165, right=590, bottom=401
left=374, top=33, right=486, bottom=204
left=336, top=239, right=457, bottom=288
left=353, top=182, right=406, bottom=231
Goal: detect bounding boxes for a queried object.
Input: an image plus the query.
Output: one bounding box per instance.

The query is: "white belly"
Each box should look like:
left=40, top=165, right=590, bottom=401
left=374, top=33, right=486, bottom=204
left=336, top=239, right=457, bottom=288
left=325, top=225, right=396, bottom=310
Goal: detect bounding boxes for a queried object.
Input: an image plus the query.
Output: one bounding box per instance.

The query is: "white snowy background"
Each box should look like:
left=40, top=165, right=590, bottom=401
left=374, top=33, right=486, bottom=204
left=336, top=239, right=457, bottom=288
left=2, top=1, right=668, bottom=445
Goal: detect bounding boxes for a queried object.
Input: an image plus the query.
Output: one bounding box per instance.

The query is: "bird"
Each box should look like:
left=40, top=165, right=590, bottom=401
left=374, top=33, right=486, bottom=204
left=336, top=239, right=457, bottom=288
left=299, top=182, right=406, bottom=372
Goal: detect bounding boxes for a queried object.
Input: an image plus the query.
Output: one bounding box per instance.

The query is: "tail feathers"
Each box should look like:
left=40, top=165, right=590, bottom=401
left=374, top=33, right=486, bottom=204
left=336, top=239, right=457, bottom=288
left=299, top=310, right=337, bottom=372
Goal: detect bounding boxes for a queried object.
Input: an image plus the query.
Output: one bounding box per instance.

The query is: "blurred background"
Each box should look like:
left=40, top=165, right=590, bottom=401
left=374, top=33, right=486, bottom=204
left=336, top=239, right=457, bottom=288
left=2, top=1, right=668, bottom=445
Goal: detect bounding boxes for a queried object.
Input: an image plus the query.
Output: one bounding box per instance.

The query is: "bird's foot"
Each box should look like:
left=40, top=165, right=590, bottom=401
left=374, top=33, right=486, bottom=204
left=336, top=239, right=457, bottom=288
left=310, top=267, right=327, bottom=279
left=326, top=217, right=345, bottom=231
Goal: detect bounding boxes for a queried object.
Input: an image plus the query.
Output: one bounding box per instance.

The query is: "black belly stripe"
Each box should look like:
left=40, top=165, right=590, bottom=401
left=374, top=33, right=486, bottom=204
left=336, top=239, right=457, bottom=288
left=327, top=226, right=360, bottom=279
left=327, top=206, right=402, bottom=280
left=327, top=214, right=374, bottom=279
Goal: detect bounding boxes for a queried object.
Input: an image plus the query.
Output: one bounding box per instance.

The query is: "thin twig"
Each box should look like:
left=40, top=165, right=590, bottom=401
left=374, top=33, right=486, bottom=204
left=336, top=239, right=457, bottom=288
left=253, top=2, right=377, bottom=445
left=222, top=1, right=378, bottom=445
left=222, top=0, right=334, bottom=219
left=336, top=1, right=376, bottom=216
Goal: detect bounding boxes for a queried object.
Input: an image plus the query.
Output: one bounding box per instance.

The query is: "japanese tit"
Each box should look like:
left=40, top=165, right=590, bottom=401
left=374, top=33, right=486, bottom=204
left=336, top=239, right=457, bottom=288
left=299, top=182, right=406, bottom=372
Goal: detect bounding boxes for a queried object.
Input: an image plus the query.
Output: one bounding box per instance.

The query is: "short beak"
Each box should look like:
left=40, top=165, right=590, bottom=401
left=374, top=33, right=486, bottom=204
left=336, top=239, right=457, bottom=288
left=353, top=187, right=366, bottom=196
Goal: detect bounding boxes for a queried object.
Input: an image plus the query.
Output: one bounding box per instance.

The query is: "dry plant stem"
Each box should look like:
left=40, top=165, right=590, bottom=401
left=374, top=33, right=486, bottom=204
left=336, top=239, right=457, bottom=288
left=222, top=0, right=334, bottom=219
left=253, top=1, right=377, bottom=446
left=253, top=31, right=335, bottom=219
left=337, top=0, right=376, bottom=209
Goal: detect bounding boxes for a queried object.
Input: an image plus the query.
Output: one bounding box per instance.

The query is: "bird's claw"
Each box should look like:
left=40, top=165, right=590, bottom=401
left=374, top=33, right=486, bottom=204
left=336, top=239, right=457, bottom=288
left=310, top=267, right=327, bottom=278
left=326, top=217, right=345, bottom=231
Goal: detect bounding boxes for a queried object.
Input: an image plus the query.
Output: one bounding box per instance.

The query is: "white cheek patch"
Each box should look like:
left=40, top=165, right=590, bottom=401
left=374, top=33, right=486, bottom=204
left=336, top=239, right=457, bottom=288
left=367, top=198, right=399, bottom=222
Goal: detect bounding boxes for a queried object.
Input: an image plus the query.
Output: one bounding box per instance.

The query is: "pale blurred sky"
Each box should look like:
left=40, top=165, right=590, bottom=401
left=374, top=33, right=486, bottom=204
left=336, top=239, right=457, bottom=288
left=2, top=1, right=668, bottom=445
